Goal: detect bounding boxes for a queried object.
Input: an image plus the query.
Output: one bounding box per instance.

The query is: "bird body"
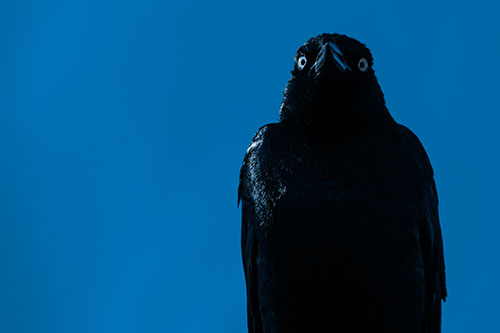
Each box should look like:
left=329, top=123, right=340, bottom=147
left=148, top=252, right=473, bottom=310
left=239, top=33, right=446, bottom=332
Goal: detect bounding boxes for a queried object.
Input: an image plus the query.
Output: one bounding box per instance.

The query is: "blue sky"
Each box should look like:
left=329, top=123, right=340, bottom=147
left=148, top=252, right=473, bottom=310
left=0, top=0, right=499, bottom=332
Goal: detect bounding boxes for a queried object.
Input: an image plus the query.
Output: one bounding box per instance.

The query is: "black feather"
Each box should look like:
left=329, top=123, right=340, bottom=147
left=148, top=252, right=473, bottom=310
left=239, top=33, right=446, bottom=332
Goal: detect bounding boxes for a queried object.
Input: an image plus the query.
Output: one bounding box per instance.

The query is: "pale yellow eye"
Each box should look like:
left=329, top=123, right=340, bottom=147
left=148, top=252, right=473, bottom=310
left=297, top=55, right=307, bottom=70
left=358, top=58, right=368, bottom=72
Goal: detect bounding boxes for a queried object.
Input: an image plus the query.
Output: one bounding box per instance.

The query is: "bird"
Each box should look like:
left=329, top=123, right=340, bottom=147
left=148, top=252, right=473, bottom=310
left=238, top=33, right=447, bottom=332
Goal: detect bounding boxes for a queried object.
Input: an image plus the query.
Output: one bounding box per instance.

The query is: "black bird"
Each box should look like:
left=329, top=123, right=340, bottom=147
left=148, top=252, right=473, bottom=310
left=238, top=33, right=446, bottom=332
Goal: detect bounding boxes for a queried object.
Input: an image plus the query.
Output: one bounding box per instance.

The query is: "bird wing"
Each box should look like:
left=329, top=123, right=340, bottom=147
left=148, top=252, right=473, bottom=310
left=240, top=198, right=262, bottom=333
left=238, top=124, right=279, bottom=333
left=399, top=125, right=447, bottom=332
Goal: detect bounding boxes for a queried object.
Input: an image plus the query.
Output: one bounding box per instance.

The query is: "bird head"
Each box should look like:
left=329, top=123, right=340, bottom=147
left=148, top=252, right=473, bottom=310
left=279, top=33, right=390, bottom=130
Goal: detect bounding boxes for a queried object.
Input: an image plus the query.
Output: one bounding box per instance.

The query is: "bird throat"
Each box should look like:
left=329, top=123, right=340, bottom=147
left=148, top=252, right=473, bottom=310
left=280, top=98, right=393, bottom=140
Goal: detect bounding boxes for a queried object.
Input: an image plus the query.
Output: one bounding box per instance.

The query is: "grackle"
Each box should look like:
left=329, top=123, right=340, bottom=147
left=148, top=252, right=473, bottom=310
left=238, top=33, right=446, bottom=332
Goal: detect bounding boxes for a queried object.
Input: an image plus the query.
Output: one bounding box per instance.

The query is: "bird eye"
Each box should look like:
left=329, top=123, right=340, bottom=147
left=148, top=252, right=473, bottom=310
left=297, top=55, right=307, bottom=70
left=358, top=58, right=368, bottom=72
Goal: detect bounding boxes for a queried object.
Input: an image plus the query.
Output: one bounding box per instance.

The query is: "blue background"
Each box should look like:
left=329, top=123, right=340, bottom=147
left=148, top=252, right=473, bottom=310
left=1, top=0, right=499, bottom=332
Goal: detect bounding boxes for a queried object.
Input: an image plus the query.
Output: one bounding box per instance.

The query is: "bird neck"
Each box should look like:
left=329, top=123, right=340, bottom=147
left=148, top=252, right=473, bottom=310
left=279, top=100, right=394, bottom=139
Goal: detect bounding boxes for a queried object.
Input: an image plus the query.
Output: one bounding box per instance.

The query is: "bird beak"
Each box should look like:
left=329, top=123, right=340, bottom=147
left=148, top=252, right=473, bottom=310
left=313, top=42, right=351, bottom=75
